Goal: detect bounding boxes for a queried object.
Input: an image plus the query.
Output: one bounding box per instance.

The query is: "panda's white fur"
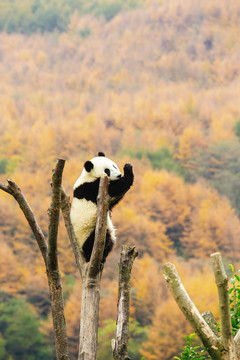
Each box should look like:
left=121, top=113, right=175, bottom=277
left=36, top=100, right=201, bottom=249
left=70, top=153, right=133, bottom=264
left=71, top=198, right=116, bottom=248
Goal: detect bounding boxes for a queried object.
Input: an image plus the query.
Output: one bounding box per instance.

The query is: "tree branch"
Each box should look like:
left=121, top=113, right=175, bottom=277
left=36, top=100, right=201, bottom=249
left=88, top=174, right=110, bottom=279
left=47, top=159, right=70, bottom=360
left=0, top=180, right=48, bottom=266
left=112, top=246, right=138, bottom=360
left=211, top=253, right=233, bottom=347
left=234, top=330, right=240, bottom=358
left=0, top=182, right=12, bottom=194
left=47, top=159, right=65, bottom=271
left=162, top=262, right=223, bottom=359
left=60, top=186, right=85, bottom=276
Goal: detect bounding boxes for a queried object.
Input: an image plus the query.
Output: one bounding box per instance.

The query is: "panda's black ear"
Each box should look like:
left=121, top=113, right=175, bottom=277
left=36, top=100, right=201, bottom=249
left=84, top=161, right=94, bottom=172
left=98, top=152, right=105, bottom=157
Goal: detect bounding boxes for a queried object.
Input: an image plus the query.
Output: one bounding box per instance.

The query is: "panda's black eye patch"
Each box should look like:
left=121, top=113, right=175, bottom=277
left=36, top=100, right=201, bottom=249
left=104, top=168, right=110, bottom=176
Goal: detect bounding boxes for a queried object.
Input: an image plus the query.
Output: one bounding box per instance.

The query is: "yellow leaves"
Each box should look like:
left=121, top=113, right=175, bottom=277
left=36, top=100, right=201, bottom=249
left=183, top=186, right=240, bottom=259
left=177, top=126, right=206, bottom=165
left=18, top=49, right=32, bottom=62
left=0, top=240, right=25, bottom=293
left=112, top=69, right=129, bottom=86
left=132, top=254, right=159, bottom=303
left=36, top=51, right=48, bottom=66
left=210, top=114, right=236, bottom=143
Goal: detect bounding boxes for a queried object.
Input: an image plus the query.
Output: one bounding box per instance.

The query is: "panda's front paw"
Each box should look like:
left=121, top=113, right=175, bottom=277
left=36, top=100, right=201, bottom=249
left=124, top=164, right=134, bottom=184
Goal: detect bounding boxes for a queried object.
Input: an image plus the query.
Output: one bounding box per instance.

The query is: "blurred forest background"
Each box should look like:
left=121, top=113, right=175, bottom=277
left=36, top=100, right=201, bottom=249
left=1, top=0, right=240, bottom=359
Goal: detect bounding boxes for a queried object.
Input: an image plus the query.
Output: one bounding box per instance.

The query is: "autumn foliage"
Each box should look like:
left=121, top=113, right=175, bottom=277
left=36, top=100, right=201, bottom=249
left=1, top=0, right=240, bottom=358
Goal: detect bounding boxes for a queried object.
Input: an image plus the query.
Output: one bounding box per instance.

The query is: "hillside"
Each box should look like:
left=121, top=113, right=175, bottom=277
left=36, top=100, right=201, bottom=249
left=1, top=0, right=240, bottom=358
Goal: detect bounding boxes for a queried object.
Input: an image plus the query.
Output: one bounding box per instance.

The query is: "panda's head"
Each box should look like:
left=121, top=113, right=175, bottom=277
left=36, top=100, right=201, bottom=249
left=74, top=152, right=122, bottom=188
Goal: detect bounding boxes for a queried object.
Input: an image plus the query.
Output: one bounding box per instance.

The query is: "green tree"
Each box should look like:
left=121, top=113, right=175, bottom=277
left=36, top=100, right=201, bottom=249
left=233, top=119, right=240, bottom=139
left=187, top=141, right=240, bottom=215
left=97, top=319, right=147, bottom=360
left=0, top=296, right=53, bottom=360
left=123, top=147, right=185, bottom=177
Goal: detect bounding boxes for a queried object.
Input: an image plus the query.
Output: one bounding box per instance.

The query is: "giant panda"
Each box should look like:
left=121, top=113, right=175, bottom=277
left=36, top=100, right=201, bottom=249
left=70, top=152, right=134, bottom=264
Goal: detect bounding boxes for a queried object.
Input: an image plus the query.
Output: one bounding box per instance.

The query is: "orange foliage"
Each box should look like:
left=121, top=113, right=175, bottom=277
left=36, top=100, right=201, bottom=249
left=1, top=0, right=240, bottom=357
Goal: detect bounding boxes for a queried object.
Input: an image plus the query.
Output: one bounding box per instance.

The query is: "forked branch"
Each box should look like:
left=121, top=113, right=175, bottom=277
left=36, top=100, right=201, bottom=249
left=163, top=253, right=240, bottom=360
left=0, top=160, right=70, bottom=360
left=162, top=262, right=223, bottom=360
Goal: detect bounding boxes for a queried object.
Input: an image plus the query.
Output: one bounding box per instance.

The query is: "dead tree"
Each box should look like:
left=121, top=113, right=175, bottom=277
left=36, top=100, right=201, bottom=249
left=0, top=159, right=69, bottom=360
left=162, top=252, right=240, bottom=360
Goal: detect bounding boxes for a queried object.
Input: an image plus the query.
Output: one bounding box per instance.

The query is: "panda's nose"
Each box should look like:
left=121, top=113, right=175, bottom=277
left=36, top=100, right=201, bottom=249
left=117, top=174, right=122, bottom=178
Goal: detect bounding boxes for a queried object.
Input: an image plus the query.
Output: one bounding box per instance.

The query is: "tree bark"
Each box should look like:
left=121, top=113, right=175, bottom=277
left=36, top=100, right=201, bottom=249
left=112, top=246, right=138, bottom=360
left=235, top=330, right=240, bottom=359
left=78, top=271, right=101, bottom=360
left=202, top=311, right=219, bottom=336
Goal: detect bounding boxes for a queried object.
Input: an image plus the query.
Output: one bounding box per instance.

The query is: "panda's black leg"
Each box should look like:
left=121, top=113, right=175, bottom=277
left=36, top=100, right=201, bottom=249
left=101, top=230, right=114, bottom=265
left=82, top=231, right=95, bottom=262
left=82, top=230, right=113, bottom=264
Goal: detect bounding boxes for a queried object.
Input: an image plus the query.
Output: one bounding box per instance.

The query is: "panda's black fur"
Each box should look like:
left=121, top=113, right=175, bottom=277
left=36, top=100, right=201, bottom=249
left=70, top=152, right=134, bottom=264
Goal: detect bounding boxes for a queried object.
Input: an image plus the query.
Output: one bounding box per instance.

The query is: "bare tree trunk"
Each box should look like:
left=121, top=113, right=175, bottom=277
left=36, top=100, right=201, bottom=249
left=112, top=246, right=138, bottom=360
left=162, top=252, right=240, bottom=360
left=0, top=159, right=70, bottom=360
left=78, top=272, right=101, bottom=360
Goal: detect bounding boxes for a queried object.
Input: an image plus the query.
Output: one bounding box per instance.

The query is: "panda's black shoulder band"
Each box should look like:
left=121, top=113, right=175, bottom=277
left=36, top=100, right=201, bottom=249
left=73, top=179, right=100, bottom=204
